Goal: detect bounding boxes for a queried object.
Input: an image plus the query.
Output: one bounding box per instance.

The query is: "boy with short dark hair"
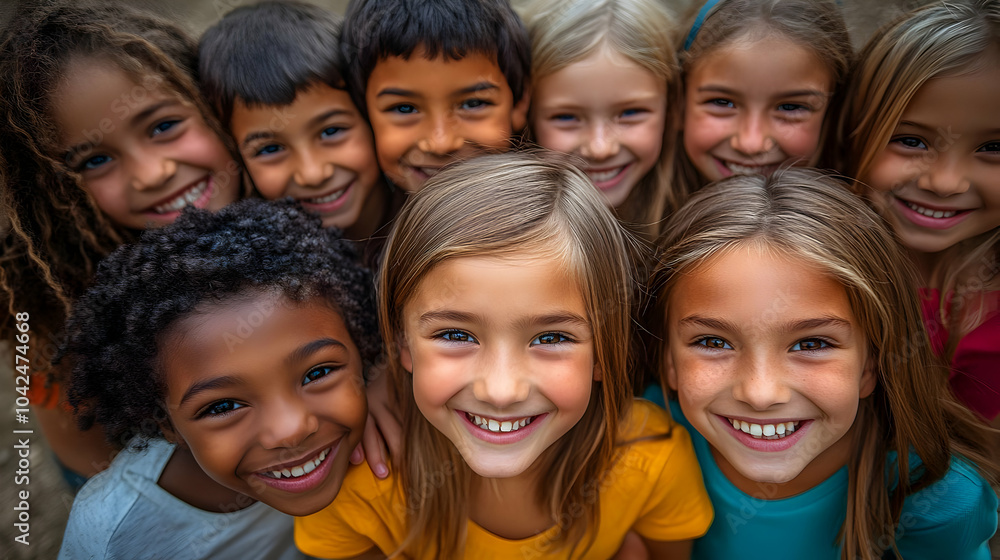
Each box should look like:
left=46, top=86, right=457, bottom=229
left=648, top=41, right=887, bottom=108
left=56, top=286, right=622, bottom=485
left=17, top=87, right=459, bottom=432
left=340, top=0, right=532, bottom=192
left=199, top=1, right=391, bottom=239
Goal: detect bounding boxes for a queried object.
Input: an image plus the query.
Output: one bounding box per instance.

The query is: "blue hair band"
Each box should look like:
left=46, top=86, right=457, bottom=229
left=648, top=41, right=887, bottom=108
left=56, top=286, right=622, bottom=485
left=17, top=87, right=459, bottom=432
left=684, top=0, right=723, bottom=51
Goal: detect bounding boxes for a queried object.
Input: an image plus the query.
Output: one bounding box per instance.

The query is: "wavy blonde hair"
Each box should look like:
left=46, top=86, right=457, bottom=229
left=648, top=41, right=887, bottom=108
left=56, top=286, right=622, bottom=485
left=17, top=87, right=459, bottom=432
left=378, top=151, right=636, bottom=557
left=646, top=168, right=998, bottom=560
left=518, top=0, right=681, bottom=239
left=840, top=0, right=1000, bottom=357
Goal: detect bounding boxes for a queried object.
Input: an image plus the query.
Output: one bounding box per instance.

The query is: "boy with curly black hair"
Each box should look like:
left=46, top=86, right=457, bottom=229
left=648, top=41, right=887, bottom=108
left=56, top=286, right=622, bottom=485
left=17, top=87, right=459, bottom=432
left=340, top=0, right=532, bottom=193
left=58, top=199, right=380, bottom=559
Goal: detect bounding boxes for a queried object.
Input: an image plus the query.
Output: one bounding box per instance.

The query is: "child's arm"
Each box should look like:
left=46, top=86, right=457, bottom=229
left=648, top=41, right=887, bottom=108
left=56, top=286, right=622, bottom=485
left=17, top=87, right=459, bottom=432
left=639, top=538, right=693, bottom=559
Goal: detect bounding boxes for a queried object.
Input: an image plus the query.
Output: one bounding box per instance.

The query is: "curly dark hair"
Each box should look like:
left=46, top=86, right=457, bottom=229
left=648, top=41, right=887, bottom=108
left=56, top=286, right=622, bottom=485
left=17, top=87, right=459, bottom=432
left=60, top=198, right=381, bottom=450
left=0, top=1, right=239, bottom=371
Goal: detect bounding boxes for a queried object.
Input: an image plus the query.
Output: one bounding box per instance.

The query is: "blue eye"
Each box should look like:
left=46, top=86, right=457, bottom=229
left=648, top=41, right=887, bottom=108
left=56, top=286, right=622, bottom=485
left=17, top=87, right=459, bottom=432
left=255, top=144, right=283, bottom=157
left=710, top=99, right=735, bottom=109
left=696, top=337, right=732, bottom=350
left=202, top=400, right=244, bottom=417
left=320, top=126, right=344, bottom=140
left=777, top=103, right=807, bottom=112
left=82, top=154, right=111, bottom=170
left=893, top=136, right=927, bottom=150
left=391, top=104, right=417, bottom=115
left=620, top=108, right=644, bottom=118
left=552, top=113, right=578, bottom=123
left=303, top=366, right=337, bottom=385
left=152, top=119, right=181, bottom=136
left=532, top=332, right=570, bottom=345
left=439, top=330, right=477, bottom=343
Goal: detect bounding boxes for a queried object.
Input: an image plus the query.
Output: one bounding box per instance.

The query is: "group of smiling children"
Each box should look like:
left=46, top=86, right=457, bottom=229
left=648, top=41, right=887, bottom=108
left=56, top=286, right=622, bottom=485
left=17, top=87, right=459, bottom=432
left=0, top=0, right=998, bottom=558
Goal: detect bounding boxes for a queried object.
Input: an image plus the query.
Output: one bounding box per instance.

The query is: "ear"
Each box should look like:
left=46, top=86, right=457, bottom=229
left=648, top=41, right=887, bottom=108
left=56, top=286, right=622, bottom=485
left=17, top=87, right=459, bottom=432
left=157, top=417, right=187, bottom=449
left=592, top=363, right=603, bottom=382
left=664, top=345, right=679, bottom=392
left=859, top=356, right=877, bottom=399
left=397, top=334, right=413, bottom=373
left=511, top=83, right=531, bottom=133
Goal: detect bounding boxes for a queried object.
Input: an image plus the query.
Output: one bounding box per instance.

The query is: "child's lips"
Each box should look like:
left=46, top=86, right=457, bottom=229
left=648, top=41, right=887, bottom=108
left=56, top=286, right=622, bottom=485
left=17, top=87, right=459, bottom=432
left=146, top=176, right=213, bottom=214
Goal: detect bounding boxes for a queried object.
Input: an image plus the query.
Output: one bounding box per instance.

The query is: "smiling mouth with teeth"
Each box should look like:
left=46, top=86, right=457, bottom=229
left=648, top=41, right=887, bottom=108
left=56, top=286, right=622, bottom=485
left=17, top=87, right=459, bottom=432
left=304, top=188, right=346, bottom=205
left=586, top=165, right=627, bottom=183
left=723, top=161, right=777, bottom=176
left=466, top=412, right=536, bottom=433
left=902, top=200, right=961, bottom=219
left=262, top=448, right=329, bottom=479
left=153, top=179, right=211, bottom=214
left=728, top=418, right=800, bottom=440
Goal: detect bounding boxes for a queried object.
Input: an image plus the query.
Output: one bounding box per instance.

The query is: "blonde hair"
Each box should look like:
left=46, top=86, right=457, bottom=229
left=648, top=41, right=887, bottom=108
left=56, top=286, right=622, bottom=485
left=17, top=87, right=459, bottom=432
left=841, top=0, right=1000, bottom=356
left=673, top=0, right=852, bottom=198
left=518, top=0, right=681, bottom=239
left=378, top=151, right=636, bottom=557
left=646, top=168, right=998, bottom=560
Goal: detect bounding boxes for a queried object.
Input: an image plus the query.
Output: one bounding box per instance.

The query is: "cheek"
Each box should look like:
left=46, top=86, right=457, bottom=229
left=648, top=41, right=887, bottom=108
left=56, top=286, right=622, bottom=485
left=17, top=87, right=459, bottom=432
left=533, top=122, right=578, bottom=154
left=865, top=151, right=911, bottom=193
left=469, top=116, right=513, bottom=150
left=775, top=120, right=824, bottom=160
left=628, top=122, right=666, bottom=172
left=246, top=164, right=288, bottom=199
left=184, top=121, right=235, bottom=174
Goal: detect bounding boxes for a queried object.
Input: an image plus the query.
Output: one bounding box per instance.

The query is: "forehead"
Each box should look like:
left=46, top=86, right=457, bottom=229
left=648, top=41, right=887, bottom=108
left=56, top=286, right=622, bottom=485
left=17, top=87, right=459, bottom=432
left=901, top=61, right=1000, bottom=127
left=230, top=83, right=359, bottom=135
left=690, top=33, right=832, bottom=91
left=367, top=47, right=511, bottom=95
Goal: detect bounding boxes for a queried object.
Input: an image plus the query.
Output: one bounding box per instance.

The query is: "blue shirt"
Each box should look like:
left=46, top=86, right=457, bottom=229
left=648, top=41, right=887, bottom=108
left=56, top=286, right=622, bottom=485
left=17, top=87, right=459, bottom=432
left=643, top=388, right=998, bottom=559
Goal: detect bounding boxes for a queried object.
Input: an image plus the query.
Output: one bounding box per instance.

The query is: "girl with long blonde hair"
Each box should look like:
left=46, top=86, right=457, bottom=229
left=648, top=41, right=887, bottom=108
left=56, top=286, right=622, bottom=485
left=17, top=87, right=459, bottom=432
left=841, top=0, right=1000, bottom=424
left=646, top=168, right=998, bottom=559
left=297, top=151, right=713, bottom=559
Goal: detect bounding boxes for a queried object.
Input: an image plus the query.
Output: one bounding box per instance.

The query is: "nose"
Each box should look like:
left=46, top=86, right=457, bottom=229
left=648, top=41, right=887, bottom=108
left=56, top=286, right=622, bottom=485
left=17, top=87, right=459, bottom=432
left=416, top=113, right=465, bottom=155
left=731, top=112, right=776, bottom=156
left=731, top=353, right=791, bottom=411
left=128, top=153, right=177, bottom=191
left=292, top=150, right=335, bottom=188
left=258, top=396, right=319, bottom=449
left=472, top=348, right=531, bottom=410
left=579, top=122, right=620, bottom=161
left=918, top=152, right=971, bottom=197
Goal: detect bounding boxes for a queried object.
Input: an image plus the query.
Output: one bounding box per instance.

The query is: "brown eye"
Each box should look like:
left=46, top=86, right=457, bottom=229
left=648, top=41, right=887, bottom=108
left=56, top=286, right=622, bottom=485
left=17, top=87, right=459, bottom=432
left=697, top=337, right=731, bottom=349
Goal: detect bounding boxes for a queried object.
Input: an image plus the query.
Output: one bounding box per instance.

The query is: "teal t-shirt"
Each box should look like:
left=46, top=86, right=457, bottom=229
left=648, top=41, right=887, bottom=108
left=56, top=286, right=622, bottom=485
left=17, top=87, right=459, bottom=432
left=643, top=388, right=998, bottom=559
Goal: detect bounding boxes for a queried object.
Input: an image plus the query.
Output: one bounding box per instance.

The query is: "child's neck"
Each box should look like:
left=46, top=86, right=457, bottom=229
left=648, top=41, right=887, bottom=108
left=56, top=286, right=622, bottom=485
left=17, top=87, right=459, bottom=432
left=343, top=178, right=391, bottom=241
left=158, top=445, right=255, bottom=513
left=712, top=421, right=858, bottom=500
left=469, top=461, right=552, bottom=539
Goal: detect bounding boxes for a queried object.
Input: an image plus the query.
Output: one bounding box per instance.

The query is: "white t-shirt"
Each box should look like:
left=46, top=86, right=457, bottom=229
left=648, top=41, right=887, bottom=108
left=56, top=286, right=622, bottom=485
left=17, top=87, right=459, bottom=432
left=59, top=438, right=306, bottom=560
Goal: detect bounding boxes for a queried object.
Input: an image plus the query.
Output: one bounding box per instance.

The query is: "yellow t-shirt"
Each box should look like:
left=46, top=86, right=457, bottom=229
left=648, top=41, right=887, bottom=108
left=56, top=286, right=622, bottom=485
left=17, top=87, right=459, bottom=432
left=295, top=399, right=712, bottom=559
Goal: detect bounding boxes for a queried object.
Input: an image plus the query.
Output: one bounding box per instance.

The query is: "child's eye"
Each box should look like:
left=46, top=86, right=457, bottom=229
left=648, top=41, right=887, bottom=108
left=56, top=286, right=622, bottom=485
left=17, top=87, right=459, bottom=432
left=438, top=330, right=477, bottom=343
left=791, top=338, right=831, bottom=352
left=254, top=144, right=283, bottom=157
left=390, top=104, right=417, bottom=115
left=151, top=119, right=182, bottom=137
left=709, top=99, right=735, bottom=109
left=620, top=108, right=646, bottom=119
left=460, top=98, right=492, bottom=111
left=695, top=336, right=732, bottom=350
left=81, top=154, right=112, bottom=171
left=551, top=113, right=578, bottom=123
left=892, top=136, right=927, bottom=150
left=303, top=365, right=339, bottom=385
left=320, top=126, right=344, bottom=140
left=976, top=141, right=1000, bottom=153
left=532, top=332, right=571, bottom=345
left=200, top=400, right=244, bottom=417
left=777, top=103, right=808, bottom=112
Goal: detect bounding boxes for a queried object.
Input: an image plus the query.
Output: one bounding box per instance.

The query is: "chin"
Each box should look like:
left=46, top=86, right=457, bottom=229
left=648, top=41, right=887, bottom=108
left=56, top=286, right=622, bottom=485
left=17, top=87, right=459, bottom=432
left=737, top=463, right=805, bottom=486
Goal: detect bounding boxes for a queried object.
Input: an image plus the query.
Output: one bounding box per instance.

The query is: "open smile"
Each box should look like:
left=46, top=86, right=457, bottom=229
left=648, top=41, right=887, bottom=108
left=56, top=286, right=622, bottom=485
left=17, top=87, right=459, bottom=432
left=458, top=410, right=547, bottom=444
left=719, top=415, right=812, bottom=452
left=149, top=177, right=214, bottom=214
left=298, top=182, right=353, bottom=212
left=585, top=163, right=632, bottom=191
left=892, top=196, right=974, bottom=230
left=714, top=157, right=781, bottom=177
left=253, top=440, right=340, bottom=493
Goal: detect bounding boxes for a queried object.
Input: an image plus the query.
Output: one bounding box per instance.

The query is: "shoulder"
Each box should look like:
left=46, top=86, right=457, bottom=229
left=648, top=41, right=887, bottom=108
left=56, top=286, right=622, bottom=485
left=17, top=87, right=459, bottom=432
left=894, top=455, right=999, bottom=559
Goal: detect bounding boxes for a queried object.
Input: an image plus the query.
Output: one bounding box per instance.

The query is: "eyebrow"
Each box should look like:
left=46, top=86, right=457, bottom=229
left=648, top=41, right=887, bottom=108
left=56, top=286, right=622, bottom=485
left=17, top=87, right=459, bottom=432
left=240, top=130, right=275, bottom=149
left=677, top=315, right=852, bottom=332
left=178, top=338, right=347, bottom=406
left=64, top=99, right=178, bottom=158
left=696, top=85, right=828, bottom=99
left=514, top=312, right=591, bottom=332
left=376, top=82, right=500, bottom=99
left=418, top=310, right=487, bottom=327
left=308, top=109, right=352, bottom=128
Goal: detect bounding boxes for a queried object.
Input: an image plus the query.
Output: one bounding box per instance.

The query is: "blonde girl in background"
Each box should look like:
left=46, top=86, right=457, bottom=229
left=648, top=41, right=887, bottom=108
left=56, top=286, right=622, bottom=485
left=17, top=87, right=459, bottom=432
left=645, top=168, right=998, bottom=559
left=297, top=151, right=713, bottom=559
left=842, top=0, right=1000, bottom=425
left=0, top=2, right=241, bottom=484
left=520, top=0, right=679, bottom=239
left=674, top=0, right=852, bottom=197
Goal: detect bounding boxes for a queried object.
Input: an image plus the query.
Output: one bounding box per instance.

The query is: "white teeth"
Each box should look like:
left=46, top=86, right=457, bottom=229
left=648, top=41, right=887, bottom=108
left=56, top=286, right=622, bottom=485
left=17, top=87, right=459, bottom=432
left=154, top=179, right=210, bottom=213
left=305, top=189, right=346, bottom=205
left=725, top=162, right=766, bottom=176
left=468, top=412, right=534, bottom=433
left=264, top=448, right=330, bottom=479
left=729, top=418, right=800, bottom=440
left=904, top=200, right=958, bottom=218
left=587, top=166, right=624, bottom=183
